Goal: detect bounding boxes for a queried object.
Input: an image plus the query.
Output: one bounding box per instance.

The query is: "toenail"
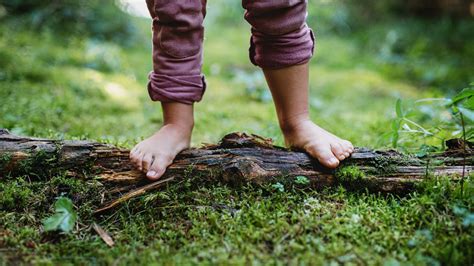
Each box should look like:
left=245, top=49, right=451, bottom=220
left=148, top=171, right=157, bottom=177
left=329, top=158, right=338, bottom=164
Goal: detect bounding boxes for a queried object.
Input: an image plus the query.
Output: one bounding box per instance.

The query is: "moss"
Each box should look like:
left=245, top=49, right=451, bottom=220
left=0, top=178, right=34, bottom=210
left=0, top=152, right=13, bottom=173
left=16, top=149, right=59, bottom=179
left=48, top=175, right=103, bottom=218
left=368, top=156, right=399, bottom=175
left=336, top=166, right=367, bottom=183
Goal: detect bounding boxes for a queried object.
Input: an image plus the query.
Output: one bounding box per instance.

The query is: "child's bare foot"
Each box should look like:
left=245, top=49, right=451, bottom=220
left=129, top=124, right=192, bottom=180
left=282, top=119, right=354, bottom=169
left=130, top=102, right=194, bottom=180
left=262, top=63, right=354, bottom=169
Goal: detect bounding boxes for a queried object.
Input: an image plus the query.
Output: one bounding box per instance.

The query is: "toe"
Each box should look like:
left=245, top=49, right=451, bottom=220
left=342, top=140, right=354, bottom=153
left=330, top=143, right=346, bottom=160
left=131, top=150, right=142, bottom=169
left=305, top=143, right=340, bottom=169
left=339, top=143, right=349, bottom=158
left=141, top=154, right=153, bottom=172
left=137, top=153, right=146, bottom=171
left=130, top=149, right=139, bottom=163
left=339, top=143, right=351, bottom=160
left=147, top=155, right=172, bottom=180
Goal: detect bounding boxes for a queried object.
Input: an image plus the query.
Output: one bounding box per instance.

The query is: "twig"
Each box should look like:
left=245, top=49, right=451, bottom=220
left=94, top=176, right=175, bottom=214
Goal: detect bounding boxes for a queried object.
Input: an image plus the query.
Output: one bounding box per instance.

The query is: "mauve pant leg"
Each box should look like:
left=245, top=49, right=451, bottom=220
left=242, top=0, right=315, bottom=69
left=146, top=0, right=207, bottom=104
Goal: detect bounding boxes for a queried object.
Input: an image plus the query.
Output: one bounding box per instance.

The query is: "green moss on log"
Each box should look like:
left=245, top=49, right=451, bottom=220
left=0, top=153, right=13, bottom=173
left=336, top=166, right=367, bottom=183
left=12, top=149, right=60, bottom=179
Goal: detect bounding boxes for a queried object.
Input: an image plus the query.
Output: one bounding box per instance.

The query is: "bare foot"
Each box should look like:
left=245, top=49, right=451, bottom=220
left=261, top=63, right=354, bottom=169
left=282, top=119, right=354, bottom=168
left=129, top=123, right=192, bottom=180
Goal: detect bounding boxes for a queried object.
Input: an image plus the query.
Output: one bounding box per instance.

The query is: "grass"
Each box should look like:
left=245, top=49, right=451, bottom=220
left=1, top=176, right=473, bottom=264
left=0, top=14, right=473, bottom=265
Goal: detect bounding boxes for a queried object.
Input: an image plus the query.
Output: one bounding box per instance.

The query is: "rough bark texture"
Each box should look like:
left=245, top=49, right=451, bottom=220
left=0, top=129, right=472, bottom=213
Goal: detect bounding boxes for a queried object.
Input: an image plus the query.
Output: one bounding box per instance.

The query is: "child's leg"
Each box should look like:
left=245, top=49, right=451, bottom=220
left=263, top=64, right=353, bottom=168
left=131, top=0, right=206, bottom=179
left=243, top=0, right=353, bottom=168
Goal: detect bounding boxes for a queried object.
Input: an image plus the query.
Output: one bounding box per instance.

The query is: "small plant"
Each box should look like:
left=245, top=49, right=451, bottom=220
left=447, top=85, right=474, bottom=196
left=294, top=175, right=310, bottom=185
left=389, top=83, right=473, bottom=151
left=448, top=85, right=474, bottom=122
left=452, top=205, right=474, bottom=228
left=388, top=84, right=473, bottom=195
left=42, top=196, right=77, bottom=233
left=391, top=98, right=437, bottom=149
left=271, top=182, right=285, bottom=192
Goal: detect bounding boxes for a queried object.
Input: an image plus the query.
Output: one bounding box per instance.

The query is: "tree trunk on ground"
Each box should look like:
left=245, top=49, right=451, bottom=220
left=0, top=129, right=472, bottom=213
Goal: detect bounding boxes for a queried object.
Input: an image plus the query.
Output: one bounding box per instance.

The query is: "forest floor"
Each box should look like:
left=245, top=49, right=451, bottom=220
left=0, top=16, right=473, bottom=265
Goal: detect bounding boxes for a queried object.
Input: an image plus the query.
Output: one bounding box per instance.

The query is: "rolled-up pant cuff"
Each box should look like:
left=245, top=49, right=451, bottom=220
left=249, top=24, right=315, bottom=69
left=147, top=0, right=207, bottom=104
left=147, top=72, right=206, bottom=105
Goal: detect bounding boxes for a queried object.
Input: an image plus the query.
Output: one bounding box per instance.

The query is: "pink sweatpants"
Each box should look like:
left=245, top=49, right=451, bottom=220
left=146, top=0, right=315, bottom=104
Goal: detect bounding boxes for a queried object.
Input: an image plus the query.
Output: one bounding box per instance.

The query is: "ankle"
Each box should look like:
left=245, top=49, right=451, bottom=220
left=163, top=120, right=194, bottom=133
left=279, top=114, right=311, bottom=137
left=160, top=101, right=195, bottom=133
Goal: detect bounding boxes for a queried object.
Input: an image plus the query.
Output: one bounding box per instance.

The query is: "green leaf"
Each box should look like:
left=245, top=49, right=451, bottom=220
left=391, top=119, right=401, bottom=148
left=462, top=213, right=474, bottom=227
left=391, top=131, right=399, bottom=148
left=451, top=87, right=474, bottom=106
left=294, top=175, right=310, bottom=185
left=391, top=118, right=401, bottom=131
left=42, top=197, right=77, bottom=233
left=395, top=99, right=403, bottom=118
left=415, top=144, right=438, bottom=157
left=459, top=107, right=474, bottom=122
left=451, top=104, right=459, bottom=114
left=466, top=128, right=474, bottom=141
left=271, top=182, right=285, bottom=192
left=460, top=96, right=474, bottom=110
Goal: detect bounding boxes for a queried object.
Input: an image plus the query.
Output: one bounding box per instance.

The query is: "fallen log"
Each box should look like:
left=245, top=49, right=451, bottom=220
left=0, top=129, right=472, bottom=213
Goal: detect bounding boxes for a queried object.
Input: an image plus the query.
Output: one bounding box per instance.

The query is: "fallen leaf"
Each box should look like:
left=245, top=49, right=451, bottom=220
left=92, top=223, right=115, bottom=247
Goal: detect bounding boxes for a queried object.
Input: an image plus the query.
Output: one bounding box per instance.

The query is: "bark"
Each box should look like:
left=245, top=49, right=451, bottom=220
left=0, top=129, right=472, bottom=213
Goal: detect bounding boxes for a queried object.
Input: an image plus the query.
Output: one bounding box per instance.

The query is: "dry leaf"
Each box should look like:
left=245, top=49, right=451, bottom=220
left=92, top=223, right=115, bottom=247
